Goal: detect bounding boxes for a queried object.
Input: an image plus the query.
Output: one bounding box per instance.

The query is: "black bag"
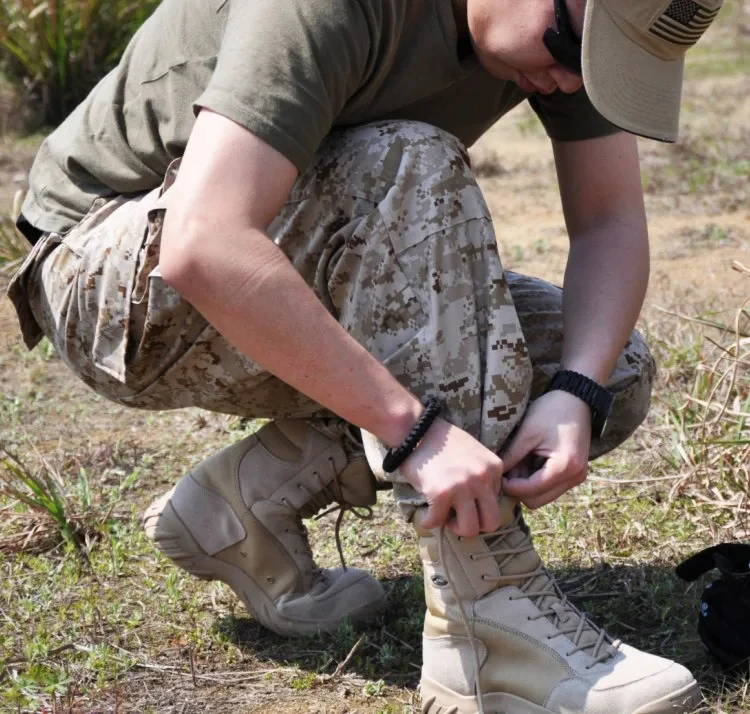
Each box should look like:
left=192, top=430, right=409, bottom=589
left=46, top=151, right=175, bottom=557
left=676, top=543, right=750, bottom=669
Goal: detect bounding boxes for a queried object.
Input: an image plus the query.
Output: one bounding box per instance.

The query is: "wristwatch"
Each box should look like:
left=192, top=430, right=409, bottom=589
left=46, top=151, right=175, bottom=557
left=546, top=370, right=614, bottom=440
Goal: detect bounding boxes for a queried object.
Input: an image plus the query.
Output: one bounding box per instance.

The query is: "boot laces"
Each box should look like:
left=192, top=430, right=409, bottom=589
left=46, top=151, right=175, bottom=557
left=283, top=517, right=346, bottom=592
left=438, top=511, right=620, bottom=714
left=295, top=455, right=373, bottom=571
left=475, top=512, right=617, bottom=664
left=303, top=418, right=375, bottom=568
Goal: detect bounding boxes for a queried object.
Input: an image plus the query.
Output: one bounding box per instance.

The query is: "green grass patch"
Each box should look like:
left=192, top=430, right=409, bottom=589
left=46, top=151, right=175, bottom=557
left=0, top=0, right=160, bottom=125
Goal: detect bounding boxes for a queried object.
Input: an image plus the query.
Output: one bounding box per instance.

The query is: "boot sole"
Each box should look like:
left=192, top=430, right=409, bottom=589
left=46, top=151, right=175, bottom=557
left=633, top=681, right=703, bottom=714
left=420, top=676, right=702, bottom=714
left=143, top=489, right=385, bottom=637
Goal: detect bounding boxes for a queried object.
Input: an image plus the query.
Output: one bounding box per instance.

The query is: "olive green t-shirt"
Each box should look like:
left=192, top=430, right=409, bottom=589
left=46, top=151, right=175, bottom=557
left=22, top=0, right=617, bottom=235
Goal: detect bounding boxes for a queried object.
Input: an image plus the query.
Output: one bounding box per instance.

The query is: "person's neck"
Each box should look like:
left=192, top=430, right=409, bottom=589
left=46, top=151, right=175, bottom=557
left=451, top=0, right=473, bottom=60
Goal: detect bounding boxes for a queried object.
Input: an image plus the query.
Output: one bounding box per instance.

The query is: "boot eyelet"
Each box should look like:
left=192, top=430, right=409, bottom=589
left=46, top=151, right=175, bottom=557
left=266, top=576, right=275, bottom=584
left=457, top=536, right=464, bottom=542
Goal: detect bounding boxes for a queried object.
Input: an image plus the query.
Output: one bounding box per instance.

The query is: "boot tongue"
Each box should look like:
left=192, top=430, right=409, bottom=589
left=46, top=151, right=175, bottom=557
left=279, top=513, right=319, bottom=591
left=484, top=511, right=614, bottom=661
left=307, top=418, right=365, bottom=460
left=481, top=498, right=541, bottom=586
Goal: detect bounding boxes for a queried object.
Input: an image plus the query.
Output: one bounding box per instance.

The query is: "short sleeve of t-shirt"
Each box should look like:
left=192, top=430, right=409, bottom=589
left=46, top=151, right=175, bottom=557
left=195, top=0, right=371, bottom=172
left=529, top=87, right=620, bottom=142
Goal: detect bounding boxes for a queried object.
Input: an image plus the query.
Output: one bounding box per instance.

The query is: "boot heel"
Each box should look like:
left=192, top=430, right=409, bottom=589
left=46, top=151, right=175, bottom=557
left=143, top=489, right=215, bottom=581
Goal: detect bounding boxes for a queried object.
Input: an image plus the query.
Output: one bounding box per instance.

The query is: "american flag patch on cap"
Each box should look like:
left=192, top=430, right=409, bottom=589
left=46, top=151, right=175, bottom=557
left=650, top=0, right=720, bottom=46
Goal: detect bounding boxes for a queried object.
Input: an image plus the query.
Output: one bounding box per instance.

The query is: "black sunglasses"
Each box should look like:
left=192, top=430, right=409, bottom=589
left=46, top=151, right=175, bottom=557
left=543, top=0, right=582, bottom=75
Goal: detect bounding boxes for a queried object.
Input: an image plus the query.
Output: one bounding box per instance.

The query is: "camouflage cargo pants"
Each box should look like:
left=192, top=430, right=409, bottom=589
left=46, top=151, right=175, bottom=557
left=9, top=120, right=654, bottom=495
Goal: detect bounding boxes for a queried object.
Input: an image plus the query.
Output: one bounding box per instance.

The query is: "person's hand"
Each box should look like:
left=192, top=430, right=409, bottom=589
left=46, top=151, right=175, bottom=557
left=500, top=390, right=592, bottom=509
left=398, top=418, right=504, bottom=538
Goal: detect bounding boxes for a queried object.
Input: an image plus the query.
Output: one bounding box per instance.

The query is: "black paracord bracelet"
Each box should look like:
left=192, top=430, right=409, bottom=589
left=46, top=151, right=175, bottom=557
left=382, top=397, right=442, bottom=473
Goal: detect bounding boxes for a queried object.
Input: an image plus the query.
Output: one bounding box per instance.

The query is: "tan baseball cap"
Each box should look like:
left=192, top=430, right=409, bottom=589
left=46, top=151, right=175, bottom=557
left=582, top=0, right=723, bottom=142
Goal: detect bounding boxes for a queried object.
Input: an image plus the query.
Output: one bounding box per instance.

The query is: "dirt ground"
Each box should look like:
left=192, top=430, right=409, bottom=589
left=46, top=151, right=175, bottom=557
left=1, top=14, right=749, bottom=714
left=476, top=80, right=749, bottom=312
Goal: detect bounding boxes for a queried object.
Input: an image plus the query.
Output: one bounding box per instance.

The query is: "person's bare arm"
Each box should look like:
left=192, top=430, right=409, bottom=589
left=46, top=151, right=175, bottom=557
left=160, top=109, right=422, bottom=446
left=555, top=131, right=649, bottom=383
left=502, top=131, right=649, bottom=508
left=159, top=109, right=504, bottom=536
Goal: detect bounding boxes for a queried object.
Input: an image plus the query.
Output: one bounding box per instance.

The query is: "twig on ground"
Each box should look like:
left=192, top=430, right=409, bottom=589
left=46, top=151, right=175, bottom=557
left=383, top=629, right=415, bottom=651
left=567, top=591, right=620, bottom=602
left=589, top=475, right=687, bottom=484
left=188, top=648, right=197, bottom=688
left=652, top=305, right=750, bottom=337
left=326, top=633, right=366, bottom=682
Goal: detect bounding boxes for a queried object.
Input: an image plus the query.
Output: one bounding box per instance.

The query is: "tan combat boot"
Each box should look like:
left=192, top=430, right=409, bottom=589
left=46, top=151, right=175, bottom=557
left=143, top=419, right=386, bottom=636
left=415, top=498, right=702, bottom=714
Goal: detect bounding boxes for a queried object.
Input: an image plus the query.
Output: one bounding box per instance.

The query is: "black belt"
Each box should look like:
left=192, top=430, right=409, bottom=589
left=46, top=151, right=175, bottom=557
left=16, top=215, right=44, bottom=247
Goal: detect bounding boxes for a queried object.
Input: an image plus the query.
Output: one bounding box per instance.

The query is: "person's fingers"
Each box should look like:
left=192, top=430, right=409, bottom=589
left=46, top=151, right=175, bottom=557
left=491, top=458, right=505, bottom=495
left=500, top=429, right=538, bottom=474
left=503, top=455, right=587, bottom=505
left=447, top=496, right=480, bottom=538
left=475, top=488, right=502, bottom=533
left=521, top=481, right=571, bottom=510
left=420, top=493, right=453, bottom=531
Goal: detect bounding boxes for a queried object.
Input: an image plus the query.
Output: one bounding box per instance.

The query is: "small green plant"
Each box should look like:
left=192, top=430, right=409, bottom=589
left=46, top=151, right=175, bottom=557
left=0, top=448, right=110, bottom=555
left=290, top=671, right=317, bottom=691
left=0, top=0, right=160, bottom=125
left=363, top=679, right=387, bottom=698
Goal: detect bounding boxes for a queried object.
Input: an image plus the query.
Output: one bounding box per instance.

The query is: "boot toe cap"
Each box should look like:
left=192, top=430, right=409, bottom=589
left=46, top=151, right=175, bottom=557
left=546, top=647, right=700, bottom=714
left=275, top=569, right=386, bottom=630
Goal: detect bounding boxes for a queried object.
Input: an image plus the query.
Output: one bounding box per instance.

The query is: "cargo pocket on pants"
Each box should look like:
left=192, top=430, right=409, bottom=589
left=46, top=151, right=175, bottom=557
left=119, top=159, right=212, bottom=404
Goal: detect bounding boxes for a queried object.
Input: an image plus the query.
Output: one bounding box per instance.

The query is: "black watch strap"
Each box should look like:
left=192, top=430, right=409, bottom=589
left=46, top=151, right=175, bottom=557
left=546, top=370, right=614, bottom=439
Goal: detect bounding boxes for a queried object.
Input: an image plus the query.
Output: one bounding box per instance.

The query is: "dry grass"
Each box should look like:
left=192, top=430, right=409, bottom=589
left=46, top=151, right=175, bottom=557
left=643, top=263, right=750, bottom=540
